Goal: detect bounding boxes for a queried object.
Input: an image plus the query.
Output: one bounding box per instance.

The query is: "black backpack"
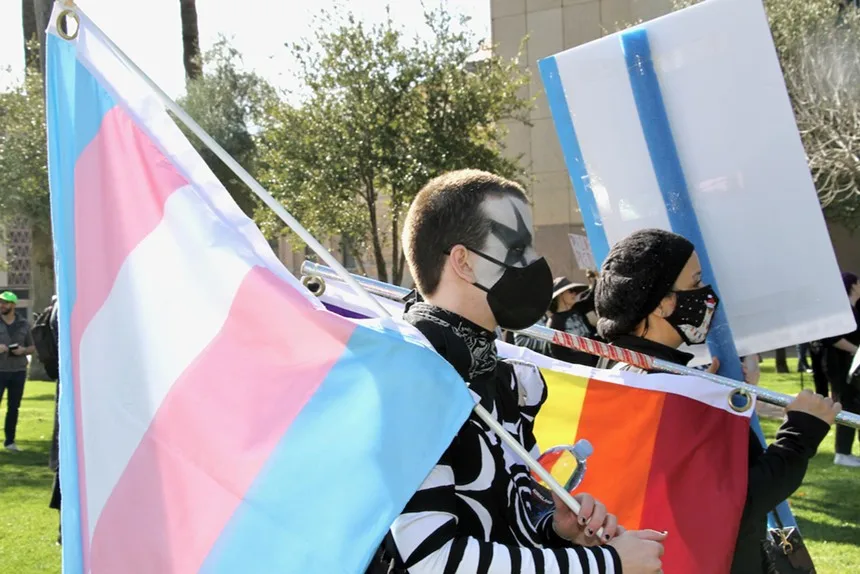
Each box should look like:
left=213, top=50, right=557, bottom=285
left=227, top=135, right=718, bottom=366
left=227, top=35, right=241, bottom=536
left=31, top=304, right=59, bottom=381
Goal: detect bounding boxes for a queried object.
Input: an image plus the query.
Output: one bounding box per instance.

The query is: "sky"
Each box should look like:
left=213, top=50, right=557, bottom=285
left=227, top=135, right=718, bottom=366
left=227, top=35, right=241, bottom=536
left=0, top=0, right=490, bottom=99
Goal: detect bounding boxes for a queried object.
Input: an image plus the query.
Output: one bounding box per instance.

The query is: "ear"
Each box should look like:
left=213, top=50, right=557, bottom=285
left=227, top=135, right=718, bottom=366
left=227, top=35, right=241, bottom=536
left=447, top=245, right=477, bottom=284
left=650, top=293, right=677, bottom=321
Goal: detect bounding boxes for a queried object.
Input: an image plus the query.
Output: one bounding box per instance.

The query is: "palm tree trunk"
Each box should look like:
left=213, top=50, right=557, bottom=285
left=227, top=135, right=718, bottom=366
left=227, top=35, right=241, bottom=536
left=22, top=0, right=38, bottom=69
left=179, top=0, right=202, bottom=81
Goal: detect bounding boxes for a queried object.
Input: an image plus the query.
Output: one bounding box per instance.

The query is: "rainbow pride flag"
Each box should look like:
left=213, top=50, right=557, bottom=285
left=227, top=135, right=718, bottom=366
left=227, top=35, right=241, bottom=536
left=503, top=346, right=751, bottom=574
left=320, top=278, right=753, bottom=573
left=45, top=6, right=473, bottom=573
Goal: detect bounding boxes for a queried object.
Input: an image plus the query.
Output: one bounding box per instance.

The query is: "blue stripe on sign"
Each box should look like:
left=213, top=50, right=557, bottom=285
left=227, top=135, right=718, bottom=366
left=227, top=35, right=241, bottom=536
left=539, top=56, right=611, bottom=266
left=200, top=324, right=473, bottom=574
left=620, top=27, right=796, bottom=529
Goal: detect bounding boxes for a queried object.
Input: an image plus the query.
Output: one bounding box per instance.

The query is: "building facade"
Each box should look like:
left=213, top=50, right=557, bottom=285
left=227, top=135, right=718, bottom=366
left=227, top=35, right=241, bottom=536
left=0, top=220, right=34, bottom=319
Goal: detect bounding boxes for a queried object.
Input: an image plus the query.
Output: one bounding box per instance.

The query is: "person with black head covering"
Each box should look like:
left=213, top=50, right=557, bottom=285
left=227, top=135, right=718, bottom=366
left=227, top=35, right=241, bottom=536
left=594, top=229, right=842, bottom=574
left=547, top=277, right=600, bottom=367
left=820, top=272, right=860, bottom=467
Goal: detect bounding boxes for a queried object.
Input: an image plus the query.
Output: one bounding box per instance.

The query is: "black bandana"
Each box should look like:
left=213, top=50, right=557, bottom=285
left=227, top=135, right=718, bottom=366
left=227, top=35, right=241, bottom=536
left=404, top=303, right=498, bottom=381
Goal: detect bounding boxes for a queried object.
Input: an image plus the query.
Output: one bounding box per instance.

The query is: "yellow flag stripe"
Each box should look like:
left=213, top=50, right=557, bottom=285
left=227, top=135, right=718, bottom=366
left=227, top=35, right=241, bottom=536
left=533, top=368, right=589, bottom=452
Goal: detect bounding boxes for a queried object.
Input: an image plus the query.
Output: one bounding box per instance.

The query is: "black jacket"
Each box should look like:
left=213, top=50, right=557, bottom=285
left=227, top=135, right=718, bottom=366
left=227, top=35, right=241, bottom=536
left=599, top=335, right=830, bottom=574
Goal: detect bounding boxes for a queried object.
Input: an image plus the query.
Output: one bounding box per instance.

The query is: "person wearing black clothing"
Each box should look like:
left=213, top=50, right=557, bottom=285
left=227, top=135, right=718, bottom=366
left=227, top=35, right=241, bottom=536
left=593, top=229, right=840, bottom=574
left=375, top=170, right=669, bottom=574
left=547, top=277, right=599, bottom=368
left=0, top=291, right=36, bottom=452
left=47, top=296, right=62, bottom=544
left=821, top=272, right=860, bottom=467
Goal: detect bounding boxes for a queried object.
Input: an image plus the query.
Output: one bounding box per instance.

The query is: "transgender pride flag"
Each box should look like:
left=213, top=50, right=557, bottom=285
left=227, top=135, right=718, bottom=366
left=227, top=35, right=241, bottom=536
left=45, top=5, right=473, bottom=573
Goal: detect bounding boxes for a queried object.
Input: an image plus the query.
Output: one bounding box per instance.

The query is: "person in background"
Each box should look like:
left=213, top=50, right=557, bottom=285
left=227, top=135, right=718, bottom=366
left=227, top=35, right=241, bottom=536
left=594, top=229, right=841, bottom=574
left=585, top=269, right=599, bottom=289
left=808, top=339, right=830, bottom=398
left=0, top=291, right=35, bottom=452
left=47, top=296, right=62, bottom=544
left=796, top=343, right=812, bottom=373
left=822, top=272, right=860, bottom=467
left=511, top=312, right=552, bottom=356
left=547, top=277, right=600, bottom=367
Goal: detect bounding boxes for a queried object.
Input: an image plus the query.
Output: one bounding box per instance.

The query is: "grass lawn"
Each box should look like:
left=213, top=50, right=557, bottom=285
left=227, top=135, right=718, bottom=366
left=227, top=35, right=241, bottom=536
left=0, top=363, right=857, bottom=572
left=0, top=381, right=61, bottom=573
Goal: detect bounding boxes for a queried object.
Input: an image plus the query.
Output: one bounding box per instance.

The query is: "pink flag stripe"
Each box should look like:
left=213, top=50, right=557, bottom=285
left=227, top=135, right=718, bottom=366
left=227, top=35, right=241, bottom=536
left=73, top=105, right=188, bottom=341
left=69, top=104, right=188, bottom=552
left=89, top=266, right=354, bottom=572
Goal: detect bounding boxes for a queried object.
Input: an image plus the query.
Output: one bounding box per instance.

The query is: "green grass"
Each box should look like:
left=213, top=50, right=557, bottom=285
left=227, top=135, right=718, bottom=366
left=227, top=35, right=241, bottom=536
left=0, top=381, right=62, bottom=573
left=755, top=360, right=860, bottom=573
left=0, top=365, right=857, bottom=572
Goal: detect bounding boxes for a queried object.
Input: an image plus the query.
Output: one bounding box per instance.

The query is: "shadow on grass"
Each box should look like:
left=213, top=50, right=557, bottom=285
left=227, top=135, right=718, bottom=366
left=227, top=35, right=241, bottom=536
left=796, top=513, right=860, bottom=545
left=24, top=393, right=58, bottom=402
left=0, top=448, right=52, bottom=490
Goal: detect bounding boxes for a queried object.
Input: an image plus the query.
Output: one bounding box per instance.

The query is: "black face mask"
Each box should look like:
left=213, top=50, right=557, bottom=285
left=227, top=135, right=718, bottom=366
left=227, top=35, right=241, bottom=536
left=469, top=249, right=553, bottom=330
left=665, top=285, right=720, bottom=345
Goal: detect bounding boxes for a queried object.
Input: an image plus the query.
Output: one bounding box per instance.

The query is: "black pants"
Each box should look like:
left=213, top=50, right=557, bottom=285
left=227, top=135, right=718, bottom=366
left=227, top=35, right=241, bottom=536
left=809, top=348, right=829, bottom=397
left=0, top=370, right=27, bottom=446
left=835, top=382, right=859, bottom=455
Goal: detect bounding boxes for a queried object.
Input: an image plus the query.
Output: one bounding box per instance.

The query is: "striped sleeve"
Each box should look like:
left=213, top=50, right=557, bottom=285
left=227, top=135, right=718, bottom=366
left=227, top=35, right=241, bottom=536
left=391, top=454, right=622, bottom=574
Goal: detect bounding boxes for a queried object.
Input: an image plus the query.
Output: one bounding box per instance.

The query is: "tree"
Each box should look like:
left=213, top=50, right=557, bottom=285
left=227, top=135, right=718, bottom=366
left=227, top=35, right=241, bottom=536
left=22, top=0, right=38, bottom=69
left=180, top=0, right=202, bottom=82
left=672, top=0, right=860, bottom=227
left=256, top=6, right=532, bottom=284
left=0, top=71, right=49, bottom=235
left=33, top=0, right=52, bottom=77
left=177, top=39, right=275, bottom=217
left=770, top=0, right=860, bottom=226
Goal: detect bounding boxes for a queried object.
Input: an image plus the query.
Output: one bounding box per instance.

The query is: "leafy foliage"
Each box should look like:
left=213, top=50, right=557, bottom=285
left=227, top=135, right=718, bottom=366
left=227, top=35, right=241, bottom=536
left=673, top=0, right=860, bottom=227
left=177, top=38, right=276, bottom=216
left=256, top=7, right=532, bottom=283
left=0, top=69, right=49, bottom=233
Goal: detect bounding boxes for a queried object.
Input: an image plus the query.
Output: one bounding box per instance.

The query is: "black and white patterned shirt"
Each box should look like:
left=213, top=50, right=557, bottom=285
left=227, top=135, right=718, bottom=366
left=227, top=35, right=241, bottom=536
left=392, top=304, right=621, bottom=573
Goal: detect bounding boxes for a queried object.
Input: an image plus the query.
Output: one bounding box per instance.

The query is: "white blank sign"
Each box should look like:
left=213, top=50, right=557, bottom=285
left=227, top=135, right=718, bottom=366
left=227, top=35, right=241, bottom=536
left=541, top=0, right=855, bottom=356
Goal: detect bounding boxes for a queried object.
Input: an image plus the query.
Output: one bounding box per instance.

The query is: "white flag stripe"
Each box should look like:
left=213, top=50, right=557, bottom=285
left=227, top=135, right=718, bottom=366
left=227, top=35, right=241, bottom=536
left=80, top=185, right=259, bottom=540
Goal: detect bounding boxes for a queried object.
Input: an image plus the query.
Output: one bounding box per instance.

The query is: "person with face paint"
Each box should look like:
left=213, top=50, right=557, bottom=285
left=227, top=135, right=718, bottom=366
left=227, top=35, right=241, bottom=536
left=374, top=171, right=668, bottom=574
left=594, top=229, right=841, bottom=574
left=547, top=278, right=600, bottom=368
left=0, top=291, right=36, bottom=452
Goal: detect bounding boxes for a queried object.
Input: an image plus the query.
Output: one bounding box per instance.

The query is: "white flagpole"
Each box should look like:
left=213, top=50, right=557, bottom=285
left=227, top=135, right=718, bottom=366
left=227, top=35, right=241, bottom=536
left=62, top=4, right=596, bottom=527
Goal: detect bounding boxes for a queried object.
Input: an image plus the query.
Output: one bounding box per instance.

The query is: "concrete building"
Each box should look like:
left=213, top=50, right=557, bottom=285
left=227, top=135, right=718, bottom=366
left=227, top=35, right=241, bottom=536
left=0, top=221, right=34, bottom=319
left=491, top=0, right=860, bottom=283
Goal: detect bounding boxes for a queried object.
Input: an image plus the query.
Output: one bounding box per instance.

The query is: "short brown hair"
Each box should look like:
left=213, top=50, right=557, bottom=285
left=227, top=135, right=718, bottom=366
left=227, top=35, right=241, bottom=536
left=403, top=169, right=527, bottom=296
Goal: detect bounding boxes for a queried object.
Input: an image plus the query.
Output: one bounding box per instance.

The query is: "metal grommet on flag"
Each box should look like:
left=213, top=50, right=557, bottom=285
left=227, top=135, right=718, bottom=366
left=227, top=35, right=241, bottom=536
left=729, top=388, right=753, bottom=413
left=301, top=275, right=326, bottom=297
left=57, top=9, right=80, bottom=41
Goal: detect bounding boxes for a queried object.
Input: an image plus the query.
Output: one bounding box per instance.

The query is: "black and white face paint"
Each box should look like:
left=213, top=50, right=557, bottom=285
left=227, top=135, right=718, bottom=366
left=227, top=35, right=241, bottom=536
left=468, top=196, right=553, bottom=330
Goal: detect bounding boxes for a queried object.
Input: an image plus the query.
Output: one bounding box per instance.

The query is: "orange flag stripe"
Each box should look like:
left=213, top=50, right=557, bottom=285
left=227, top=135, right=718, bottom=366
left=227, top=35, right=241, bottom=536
left=535, top=370, right=666, bottom=530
